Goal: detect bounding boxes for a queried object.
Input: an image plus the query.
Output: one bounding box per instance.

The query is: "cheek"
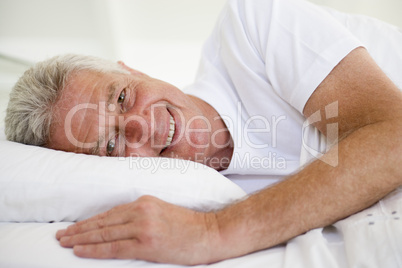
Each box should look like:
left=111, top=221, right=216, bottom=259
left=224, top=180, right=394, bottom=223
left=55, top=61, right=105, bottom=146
left=184, top=116, right=211, bottom=148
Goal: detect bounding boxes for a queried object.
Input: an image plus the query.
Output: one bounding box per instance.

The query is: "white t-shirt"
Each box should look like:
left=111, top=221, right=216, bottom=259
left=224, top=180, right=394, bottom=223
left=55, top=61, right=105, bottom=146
left=184, top=0, right=402, bottom=191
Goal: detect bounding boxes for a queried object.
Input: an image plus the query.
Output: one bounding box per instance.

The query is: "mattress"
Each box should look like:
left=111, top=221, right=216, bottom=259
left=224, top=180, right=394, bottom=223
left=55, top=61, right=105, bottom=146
left=1, top=187, right=402, bottom=267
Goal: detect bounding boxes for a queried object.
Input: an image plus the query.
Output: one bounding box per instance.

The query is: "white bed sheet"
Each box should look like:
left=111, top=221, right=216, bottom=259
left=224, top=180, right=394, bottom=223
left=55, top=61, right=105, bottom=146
left=0, top=222, right=284, bottom=268
left=1, top=187, right=402, bottom=268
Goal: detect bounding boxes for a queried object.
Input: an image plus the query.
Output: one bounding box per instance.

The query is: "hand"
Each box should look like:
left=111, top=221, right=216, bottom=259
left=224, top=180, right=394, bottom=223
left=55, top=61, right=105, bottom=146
left=56, top=195, right=222, bottom=265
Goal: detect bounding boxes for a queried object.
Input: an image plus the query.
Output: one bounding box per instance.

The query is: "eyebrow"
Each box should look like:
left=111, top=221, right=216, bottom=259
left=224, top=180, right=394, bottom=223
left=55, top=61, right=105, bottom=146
left=89, top=81, right=120, bottom=156
left=90, top=136, right=104, bottom=156
left=107, top=81, right=119, bottom=105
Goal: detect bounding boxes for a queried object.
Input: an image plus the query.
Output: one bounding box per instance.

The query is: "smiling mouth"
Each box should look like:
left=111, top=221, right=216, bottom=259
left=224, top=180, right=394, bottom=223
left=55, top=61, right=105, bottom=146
left=162, top=114, right=176, bottom=151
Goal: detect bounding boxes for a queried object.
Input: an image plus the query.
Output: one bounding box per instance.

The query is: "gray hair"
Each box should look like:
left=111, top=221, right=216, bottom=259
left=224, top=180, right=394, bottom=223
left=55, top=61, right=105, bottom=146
left=5, top=54, right=129, bottom=146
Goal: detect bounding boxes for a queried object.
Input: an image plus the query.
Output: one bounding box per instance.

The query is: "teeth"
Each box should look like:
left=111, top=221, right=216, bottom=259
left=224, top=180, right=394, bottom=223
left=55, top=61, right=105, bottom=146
left=164, top=115, right=175, bottom=149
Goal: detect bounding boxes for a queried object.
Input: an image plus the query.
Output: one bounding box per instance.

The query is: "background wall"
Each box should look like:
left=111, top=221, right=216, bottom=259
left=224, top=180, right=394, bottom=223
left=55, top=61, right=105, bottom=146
left=309, top=0, right=402, bottom=28
left=0, top=0, right=227, bottom=90
left=1, top=0, right=402, bottom=125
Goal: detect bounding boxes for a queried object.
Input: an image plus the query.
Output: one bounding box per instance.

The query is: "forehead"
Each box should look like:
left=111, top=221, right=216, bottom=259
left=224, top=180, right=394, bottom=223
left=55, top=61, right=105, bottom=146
left=48, top=70, right=123, bottom=152
left=65, top=70, right=122, bottom=96
left=55, top=71, right=115, bottom=122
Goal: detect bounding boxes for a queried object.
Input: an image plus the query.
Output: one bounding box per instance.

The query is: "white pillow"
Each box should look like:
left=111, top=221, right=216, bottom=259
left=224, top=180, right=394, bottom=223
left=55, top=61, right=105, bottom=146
left=0, top=139, right=247, bottom=222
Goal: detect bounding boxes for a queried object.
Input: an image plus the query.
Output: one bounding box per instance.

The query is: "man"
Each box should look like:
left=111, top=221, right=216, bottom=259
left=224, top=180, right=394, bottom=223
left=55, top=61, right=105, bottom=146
left=5, top=0, right=402, bottom=265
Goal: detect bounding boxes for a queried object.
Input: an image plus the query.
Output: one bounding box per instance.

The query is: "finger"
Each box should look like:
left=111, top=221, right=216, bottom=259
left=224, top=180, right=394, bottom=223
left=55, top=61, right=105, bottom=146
left=59, top=223, right=135, bottom=248
left=56, top=217, right=103, bottom=240
left=73, top=239, right=140, bottom=260
left=56, top=204, right=132, bottom=240
left=56, top=216, right=108, bottom=240
left=81, top=203, right=131, bottom=225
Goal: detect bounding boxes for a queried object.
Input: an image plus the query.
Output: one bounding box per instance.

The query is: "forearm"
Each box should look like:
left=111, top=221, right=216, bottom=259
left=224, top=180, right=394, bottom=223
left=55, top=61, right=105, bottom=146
left=212, top=118, right=402, bottom=259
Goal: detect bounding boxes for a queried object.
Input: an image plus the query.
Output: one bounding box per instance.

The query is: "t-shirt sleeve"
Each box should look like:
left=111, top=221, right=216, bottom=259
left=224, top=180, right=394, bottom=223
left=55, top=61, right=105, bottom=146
left=233, top=0, right=363, bottom=113
left=185, top=0, right=363, bottom=115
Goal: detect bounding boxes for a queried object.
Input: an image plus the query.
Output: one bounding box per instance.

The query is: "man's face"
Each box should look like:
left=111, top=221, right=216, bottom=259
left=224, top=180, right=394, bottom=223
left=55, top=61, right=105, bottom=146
left=48, top=66, right=232, bottom=168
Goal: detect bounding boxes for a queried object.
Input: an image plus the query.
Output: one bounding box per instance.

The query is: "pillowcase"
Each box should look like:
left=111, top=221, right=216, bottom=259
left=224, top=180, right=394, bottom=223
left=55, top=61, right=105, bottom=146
left=0, top=138, right=247, bottom=222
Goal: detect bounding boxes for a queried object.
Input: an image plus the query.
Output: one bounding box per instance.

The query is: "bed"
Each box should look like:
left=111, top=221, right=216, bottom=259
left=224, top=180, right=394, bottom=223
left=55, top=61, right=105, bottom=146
left=1, top=125, right=402, bottom=268
left=1, top=6, right=402, bottom=268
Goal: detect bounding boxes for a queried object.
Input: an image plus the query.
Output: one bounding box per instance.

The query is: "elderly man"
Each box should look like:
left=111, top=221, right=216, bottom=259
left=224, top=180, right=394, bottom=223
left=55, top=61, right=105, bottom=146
left=5, top=0, right=402, bottom=265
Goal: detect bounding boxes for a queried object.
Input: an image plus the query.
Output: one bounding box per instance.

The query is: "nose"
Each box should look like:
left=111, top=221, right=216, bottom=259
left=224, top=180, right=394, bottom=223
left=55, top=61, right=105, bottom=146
left=111, top=104, right=167, bottom=157
left=119, top=113, right=151, bottom=150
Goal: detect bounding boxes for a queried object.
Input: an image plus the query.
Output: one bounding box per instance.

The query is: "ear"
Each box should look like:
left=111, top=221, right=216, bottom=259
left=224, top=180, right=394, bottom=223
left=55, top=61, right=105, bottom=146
left=117, top=61, right=146, bottom=76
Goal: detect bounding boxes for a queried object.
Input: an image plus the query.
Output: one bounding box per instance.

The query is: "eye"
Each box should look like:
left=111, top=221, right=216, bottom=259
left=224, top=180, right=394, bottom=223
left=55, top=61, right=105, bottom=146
left=117, top=89, right=126, bottom=104
left=106, top=138, right=116, bottom=156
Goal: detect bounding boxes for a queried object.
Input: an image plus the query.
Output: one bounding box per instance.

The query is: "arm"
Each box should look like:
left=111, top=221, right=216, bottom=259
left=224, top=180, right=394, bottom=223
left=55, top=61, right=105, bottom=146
left=212, top=47, right=402, bottom=258
left=56, top=48, right=402, bottom=264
